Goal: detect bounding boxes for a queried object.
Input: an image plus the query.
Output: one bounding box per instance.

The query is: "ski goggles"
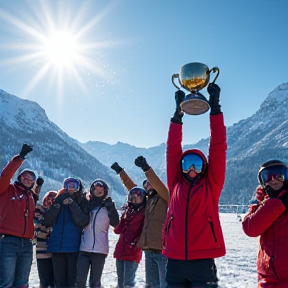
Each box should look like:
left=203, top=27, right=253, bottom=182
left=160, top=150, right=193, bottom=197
left=64, top=178, right=80, bottom=192
left=259, top=165, right=287, bottom=184
left=181, top=153, right=204, bottom=174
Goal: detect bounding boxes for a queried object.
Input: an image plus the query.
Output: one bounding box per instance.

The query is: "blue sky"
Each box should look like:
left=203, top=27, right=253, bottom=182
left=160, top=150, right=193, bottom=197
left=0, top=0, right=287, bottom=148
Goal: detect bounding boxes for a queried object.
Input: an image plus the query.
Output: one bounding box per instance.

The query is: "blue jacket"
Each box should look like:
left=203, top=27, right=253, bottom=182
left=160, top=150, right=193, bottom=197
left=47, top=205, right=83, bottom=252
left=43, top=191, right=89, bottom=253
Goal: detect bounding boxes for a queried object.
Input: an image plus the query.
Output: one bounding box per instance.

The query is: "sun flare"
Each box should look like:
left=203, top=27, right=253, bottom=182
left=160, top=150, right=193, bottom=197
left=43, top=31, right=79, bottom=67
left=0, top=1, right=117, bottom=99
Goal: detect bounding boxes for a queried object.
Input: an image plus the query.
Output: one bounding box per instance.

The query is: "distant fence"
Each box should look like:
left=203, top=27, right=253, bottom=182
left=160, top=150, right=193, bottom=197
left=219, top=204, right=248, bottom=214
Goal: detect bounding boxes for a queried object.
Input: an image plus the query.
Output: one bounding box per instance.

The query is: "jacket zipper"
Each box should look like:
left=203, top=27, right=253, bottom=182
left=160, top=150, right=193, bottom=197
left=208, top=220, right=217, bottom=243
left=185, top=185, right=193, bottom=260
left=92, top=207, right=101, bottom=250
left=185, top=183, right=204, bottom=260
left=23, top=192, right=29, bottom=236
left=59, top=207, right=65, bottom=250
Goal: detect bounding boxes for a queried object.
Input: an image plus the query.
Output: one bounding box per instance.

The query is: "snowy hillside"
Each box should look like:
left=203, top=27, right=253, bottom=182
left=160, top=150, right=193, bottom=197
left=79, top=83, right=288, bottom=204
left=0, top=89, right=126, bottom=203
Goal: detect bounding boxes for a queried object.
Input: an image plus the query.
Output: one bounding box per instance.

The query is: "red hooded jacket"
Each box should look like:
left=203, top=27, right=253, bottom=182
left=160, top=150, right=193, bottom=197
left=242, top=189, right=288, bottom=285
left=162, top=113, right=227, bottom=260
left=0, top=156, right=36, bottom=239
left=113, top=204, right=145, bottom=263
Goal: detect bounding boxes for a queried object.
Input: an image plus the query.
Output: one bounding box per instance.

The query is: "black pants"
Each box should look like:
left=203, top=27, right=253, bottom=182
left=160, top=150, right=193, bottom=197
left=166, top=258, right=218, bottom=288
left=37, top=258, right=55, bottom=288
left=76, top=251, right=107, bottom=288
left=52, top=252, right=79, bottom=288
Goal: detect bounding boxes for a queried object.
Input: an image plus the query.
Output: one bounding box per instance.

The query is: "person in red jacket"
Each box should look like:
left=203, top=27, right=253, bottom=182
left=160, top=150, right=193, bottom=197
left=113, top=187, right=146, bottom=288
left=0, top=143, right=39, bottom=288
left=242, top=160, right=288, bottom=287
left=163, top=83, right=227, bottom=288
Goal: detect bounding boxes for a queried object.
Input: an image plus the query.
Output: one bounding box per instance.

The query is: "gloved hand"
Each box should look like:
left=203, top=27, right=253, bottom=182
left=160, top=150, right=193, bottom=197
left=63, top=197, right=73, bottom=205
left=279, top=192, right=288, bottom=210
left=19, top=143, right=33, bottom=160
left=207, top=83, right=221, bottom=115
left=53, top=193, right=70, bottom=207
left=134, top=156, right=151, bottom=172
left=111, top=162, right=123, bottom=174
left=171, top=90, right=185, bottom=124
left=36, top=177, right=44, bottom=186
left=102, top=196, right=114, bottom=210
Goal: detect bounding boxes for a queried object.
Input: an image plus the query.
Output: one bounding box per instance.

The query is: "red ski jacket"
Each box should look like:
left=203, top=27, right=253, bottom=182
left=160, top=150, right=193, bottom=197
left=114, top=204, right=145, bottom=263
left=162, top=114, right=227, bottom=260
left=243, top=191, right=288, bottom=285
left=0, top=156, right=36, bottom=239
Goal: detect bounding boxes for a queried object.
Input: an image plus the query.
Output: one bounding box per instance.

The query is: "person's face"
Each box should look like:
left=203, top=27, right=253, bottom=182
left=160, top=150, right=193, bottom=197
left=143, top=181, right=153, bottom=192
left=20, top=172, right=35, bottom=188
left=46, top=194, right=56, bottom=206
left=188, top=170, right=198, bottom=179
left=66, top=182, right=79, bottom=195
left=129, top=194, right=143, bottom=205
left=93, top=185, right=105, bottom=197
left=265, top=176, right=284, bottom=191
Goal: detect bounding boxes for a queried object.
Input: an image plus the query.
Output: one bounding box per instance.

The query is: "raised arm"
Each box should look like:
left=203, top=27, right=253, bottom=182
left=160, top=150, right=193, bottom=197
left=206, top=84, right=227, bottom=199
left=166, top=90, right=185, bottom=193
left=111, top=162, right=136, bottom=192
left=134, top=156, right=169, bottom=202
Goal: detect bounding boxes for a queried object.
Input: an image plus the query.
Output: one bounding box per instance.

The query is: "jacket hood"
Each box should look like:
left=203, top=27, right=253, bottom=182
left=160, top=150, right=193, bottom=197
left=42, top=191, right=57, bottom=207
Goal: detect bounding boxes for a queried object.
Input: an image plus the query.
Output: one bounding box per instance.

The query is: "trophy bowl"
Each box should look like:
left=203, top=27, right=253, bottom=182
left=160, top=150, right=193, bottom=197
left=172, top=62, right=219, bottom=115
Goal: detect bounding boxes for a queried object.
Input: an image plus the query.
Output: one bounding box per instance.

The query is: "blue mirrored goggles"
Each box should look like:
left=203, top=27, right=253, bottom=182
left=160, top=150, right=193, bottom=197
left=181, top=154, right=204, bottom=174
left=259, top=165, right=287, bottom=184
left=64, top=178, right=80, bottom=191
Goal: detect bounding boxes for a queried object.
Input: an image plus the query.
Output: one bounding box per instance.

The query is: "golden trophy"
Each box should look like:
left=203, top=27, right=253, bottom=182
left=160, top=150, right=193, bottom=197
left=172, top=62, right=219, bottom=115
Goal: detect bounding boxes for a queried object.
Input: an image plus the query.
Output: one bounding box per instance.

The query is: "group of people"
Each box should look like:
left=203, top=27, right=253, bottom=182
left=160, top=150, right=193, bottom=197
left=0, top=83, right=287, bottom=288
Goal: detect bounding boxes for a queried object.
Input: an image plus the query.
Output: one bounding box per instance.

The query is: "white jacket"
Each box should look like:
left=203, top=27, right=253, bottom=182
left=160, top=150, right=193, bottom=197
left=80, top=206, right=110, bottom=254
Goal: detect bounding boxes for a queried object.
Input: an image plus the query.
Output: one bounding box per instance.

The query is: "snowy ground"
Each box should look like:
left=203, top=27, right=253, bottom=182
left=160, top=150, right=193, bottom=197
left=29, top=213, right=258, bottom=288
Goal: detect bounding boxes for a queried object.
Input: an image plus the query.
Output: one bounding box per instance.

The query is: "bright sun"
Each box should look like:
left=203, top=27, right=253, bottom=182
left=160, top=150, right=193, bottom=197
left=0, top=1, right=116, bottom=98
left=43, top=31, right=79, bottom=67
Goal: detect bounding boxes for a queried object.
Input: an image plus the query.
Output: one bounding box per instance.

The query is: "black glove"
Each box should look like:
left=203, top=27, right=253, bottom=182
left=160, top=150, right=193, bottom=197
left=135, top=156, right=151, bottom=172
left=111, top=162, right=123, bottom=174
left=53, top=193, right=70, bottom=207
left=279, top=192, right=288, bottom=210
left=19, top=143, right=33, bottom=159
left=171, top=90, right=185, bottom=124
left=36, top=177, right=44, bottom=186
left=207, top=83, right=221, bottom=115
left=102, top=196, right=114, bottom=210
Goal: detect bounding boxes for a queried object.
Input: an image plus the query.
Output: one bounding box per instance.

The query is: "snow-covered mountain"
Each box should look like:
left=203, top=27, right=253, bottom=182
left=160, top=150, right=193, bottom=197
left=0, top=89, right=126, bottom=203
left=79, top=83, right=288, bottom=205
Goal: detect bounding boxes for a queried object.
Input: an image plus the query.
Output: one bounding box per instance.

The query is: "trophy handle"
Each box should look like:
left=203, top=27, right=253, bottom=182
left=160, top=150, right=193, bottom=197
left=209, top=67, right=220, bottom=83
left=172, top=74, right=181, bottom=89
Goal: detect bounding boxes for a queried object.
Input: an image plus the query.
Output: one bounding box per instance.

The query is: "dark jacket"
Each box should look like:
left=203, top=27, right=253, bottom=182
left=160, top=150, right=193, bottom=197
left=43, top=189, right=89, bottom=253
left=0, top=156, right=36, bottom=238
left=163, top=114, right=227, bottom=260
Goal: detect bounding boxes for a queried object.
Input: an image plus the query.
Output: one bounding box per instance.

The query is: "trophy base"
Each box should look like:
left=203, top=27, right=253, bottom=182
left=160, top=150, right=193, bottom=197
left=180, top=93, right=210, bottom=115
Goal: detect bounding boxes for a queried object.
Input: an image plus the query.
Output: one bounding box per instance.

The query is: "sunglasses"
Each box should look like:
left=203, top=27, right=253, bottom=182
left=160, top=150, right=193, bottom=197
left=259, top=165, right=287, bottom=184
left=181, top=154, right=204, bottom=174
